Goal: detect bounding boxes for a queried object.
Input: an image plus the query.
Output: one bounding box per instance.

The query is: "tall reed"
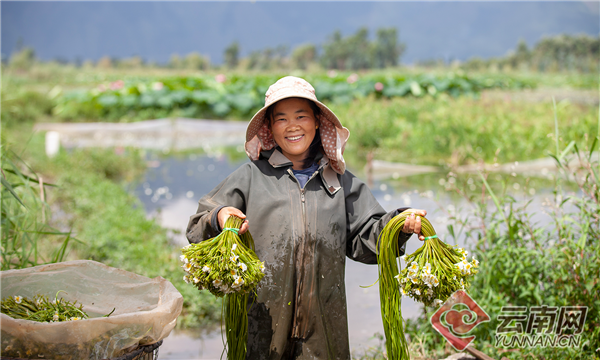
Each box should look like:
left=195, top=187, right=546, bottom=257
left=1, top=144, right=78, bottom=270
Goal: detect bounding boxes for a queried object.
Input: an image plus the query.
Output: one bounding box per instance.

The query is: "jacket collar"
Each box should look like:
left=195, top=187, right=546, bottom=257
left=261, top=148, right=341, bottom=195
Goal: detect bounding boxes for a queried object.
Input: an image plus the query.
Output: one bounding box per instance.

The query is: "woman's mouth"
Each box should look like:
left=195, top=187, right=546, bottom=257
left=286, top=135, right=304, bottom=142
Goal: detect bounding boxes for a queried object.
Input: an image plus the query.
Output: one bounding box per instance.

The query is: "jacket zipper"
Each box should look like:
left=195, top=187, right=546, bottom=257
left=288, top=168, right=320, bottom=338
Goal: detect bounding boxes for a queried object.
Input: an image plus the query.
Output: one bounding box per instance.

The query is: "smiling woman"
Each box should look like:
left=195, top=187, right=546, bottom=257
left=186, top=76, right=427, bottom=360
left=266, top=97, right=320, bottom=170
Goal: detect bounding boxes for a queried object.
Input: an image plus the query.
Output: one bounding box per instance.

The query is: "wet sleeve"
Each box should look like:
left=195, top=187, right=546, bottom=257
left=343, top=173, right=412, bottom=264
left=185, top=164, right=251, bottom=244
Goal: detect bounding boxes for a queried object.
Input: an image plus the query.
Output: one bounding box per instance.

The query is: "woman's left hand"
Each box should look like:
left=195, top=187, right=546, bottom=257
left=401, top=209, right=427, bottom=241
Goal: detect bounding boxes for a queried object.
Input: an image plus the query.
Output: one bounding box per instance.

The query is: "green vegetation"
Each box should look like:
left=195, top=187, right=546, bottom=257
left=1, top=126, right=220, bottom=328
left=338, top=94, right=597, bottom=166
left=2, top=48, right=598, bottom=360
left=1, top=143, right=77, bottom=270
left=402, top=126, right=600, bottom=359
left=49, top=72, right=534, bottom=122
left=461, top=34, right=599, bottom=73
left=320, top=27, right=405, bottom=70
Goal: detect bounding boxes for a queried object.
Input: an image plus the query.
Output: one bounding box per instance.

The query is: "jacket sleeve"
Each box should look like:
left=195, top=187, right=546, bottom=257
left=342, top=172, right=412, bottom=264
left=185, top=164, right=251, bottom=244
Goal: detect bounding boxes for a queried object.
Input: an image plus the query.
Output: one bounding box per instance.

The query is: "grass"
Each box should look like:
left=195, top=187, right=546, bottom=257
left=398, top=124, right=600, bottom=360
left=2, top=124, right=221, bottom=328
left=337, top=94, right=597, bottom=166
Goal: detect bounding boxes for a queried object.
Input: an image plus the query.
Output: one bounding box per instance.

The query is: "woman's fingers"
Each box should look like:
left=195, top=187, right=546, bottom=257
left=414, top=214, right=422, bottom=235
left=414, top=209, right=427, bottom=217
left=218, top=206, right=248, bottom=231
left=402, top=211, right=426, bottom=241
left=239, top=220, right=250, bottom=235
left=402, top=213, right=416, bottom=233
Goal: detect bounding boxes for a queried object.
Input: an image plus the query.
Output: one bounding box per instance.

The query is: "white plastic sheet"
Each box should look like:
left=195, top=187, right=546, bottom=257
left=1, top=260, right=183, bottom=359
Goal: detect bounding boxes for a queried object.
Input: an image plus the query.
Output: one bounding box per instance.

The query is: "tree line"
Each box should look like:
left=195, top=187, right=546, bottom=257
left=223, top=27, right=404, bottom=71
left=458, top=34, right=599, bottom=73
left=5, top=30, right=598, bottom=73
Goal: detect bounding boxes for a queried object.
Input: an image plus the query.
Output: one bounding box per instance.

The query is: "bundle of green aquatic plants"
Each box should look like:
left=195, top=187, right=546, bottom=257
left=180, top=216, right=265, bottom=296
left=0, top=291, right=113, bottom=322
left=180, top=216, right=265, bottom=360
left=395, top=211, right=479, bottom=308
left=376, top=210, right=480, bottom=359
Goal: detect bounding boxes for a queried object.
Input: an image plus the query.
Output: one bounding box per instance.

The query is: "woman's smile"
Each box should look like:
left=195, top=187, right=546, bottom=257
left=286, top=135, right=304, bottom=142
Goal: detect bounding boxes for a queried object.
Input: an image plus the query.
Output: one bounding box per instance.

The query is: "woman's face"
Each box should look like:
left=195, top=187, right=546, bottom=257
left=269, top=98, right=318, bottom=166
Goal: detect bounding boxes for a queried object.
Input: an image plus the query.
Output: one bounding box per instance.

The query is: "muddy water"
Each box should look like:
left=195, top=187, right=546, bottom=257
left=132, top=150, right=556, bottom=360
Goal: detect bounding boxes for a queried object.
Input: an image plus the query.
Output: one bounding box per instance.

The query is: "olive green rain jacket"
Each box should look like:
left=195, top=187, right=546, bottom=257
left=186, top=148, right=411, bottom=360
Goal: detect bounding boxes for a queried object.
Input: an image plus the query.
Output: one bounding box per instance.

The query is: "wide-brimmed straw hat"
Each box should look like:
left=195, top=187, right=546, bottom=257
left=245, top=76, right=350, bottom=174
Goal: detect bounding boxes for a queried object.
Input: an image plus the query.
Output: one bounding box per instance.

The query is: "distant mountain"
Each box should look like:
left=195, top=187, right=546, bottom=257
left=2, top=1, right=598, bottom=65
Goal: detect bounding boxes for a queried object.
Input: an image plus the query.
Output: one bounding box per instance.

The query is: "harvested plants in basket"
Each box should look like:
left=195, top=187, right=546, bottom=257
left=180, top=216, right=265, bottom=360
left=376, top=210, right=480, bottom=359
left=1, top=291, right=114, bottom=322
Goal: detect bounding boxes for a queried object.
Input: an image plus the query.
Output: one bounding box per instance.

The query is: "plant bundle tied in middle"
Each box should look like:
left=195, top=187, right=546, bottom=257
left=180, top=216, right=265, bottom=360
left=376, top=210, right=481, bottom=359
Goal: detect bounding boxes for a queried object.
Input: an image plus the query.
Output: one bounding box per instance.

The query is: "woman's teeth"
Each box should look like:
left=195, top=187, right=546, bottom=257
left=287, top=135, right=303, bottom=141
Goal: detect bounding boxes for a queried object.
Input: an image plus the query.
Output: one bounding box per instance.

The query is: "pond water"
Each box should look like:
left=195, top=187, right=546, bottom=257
left=131, top=147, right=562, bottom=360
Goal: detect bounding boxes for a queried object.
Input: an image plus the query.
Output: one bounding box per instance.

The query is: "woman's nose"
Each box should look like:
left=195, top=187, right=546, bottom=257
left=286, top=122, right=301, bottom=131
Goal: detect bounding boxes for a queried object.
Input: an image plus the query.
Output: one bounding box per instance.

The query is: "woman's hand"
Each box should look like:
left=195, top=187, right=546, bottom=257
left=401, top=209, right=427, bottom=241
left=217, top=207, right=249, bottom=235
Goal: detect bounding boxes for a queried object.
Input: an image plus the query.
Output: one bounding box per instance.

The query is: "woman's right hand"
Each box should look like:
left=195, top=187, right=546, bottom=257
left=217, top=207, right=249, bottom=235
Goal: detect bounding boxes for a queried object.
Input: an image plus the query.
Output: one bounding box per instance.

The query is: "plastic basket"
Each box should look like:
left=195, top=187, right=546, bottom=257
left=0, top=340, right=163, bottom=360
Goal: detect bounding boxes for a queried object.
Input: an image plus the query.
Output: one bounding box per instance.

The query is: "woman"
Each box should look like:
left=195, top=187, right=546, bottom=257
left=186, top=76, right=426, bottom=360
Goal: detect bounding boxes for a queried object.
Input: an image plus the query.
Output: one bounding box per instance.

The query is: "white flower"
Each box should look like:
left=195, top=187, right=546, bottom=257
left=409, top=261, right=419, bottom=272
left=238, top=262, right=248, bottom=272
left=230, top=254, right=239, bottom=262
left=460, top=278, right=465, bottom=290
left=432, top=276, right=439, bottom=287
left=230, top=268, right=237, bottom=276
left=183, top=263, right=192, bottom=272
left=179, top=255, right=188, bottom=263
left=213, top=279, right=223, bottom=287
left=414, top=289, right=421, bottom=296
left=432, top=299, right=443, bottom=307
left=70, top=317, right=81, bottom=321
left=260, top=262, right=265, bottom=273
left=400, top=288, right=407, bottom=297
left=232, top=244, right=237, bottom=251
left=183, top=275, right=191, bottom=284
left=53, top=313, right=59, bottom=321
left=193, top=277, right=200, bottom=284
left=423, top=262, right=432, bottom=274
left=464, top=262, right=472, bottom=275
left=232, top=276, right=245, bottom=289
left=202, top=265, right=211, bottom=273
left=182, top=244, right=192, bottom=250
left=410, top=277, right=419, bottom=284
left=394, top=274, right=401, bottom=284
left=13, top=296, right=22, bottom=304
